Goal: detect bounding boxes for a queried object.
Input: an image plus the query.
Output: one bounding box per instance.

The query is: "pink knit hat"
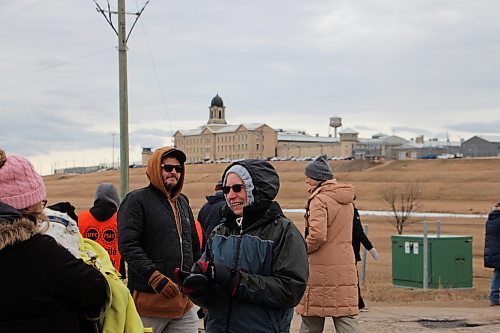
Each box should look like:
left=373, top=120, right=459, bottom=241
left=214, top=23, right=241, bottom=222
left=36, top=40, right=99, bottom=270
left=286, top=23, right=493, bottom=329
left=0, top=149, right=46, bottom=210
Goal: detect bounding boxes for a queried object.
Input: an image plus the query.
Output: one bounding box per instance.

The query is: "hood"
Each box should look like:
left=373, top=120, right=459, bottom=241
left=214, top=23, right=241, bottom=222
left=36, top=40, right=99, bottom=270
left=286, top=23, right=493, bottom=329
left=310, top=179, right=355, bottom=205
left=0, top=202, right=22, bottom=223
left=206, top=193, right=225, bottom=205
left=222, top=159, right=279, bottom=205
left=0, top=203, right=38, bottom=250
left=146, top=147, right=185, bottom=199
left=488, top=208, right=500, bottom=221
left=0, top=219, right=38, bottom=250
left=94, top=183, right=120, bottom=208
left=221, top=159, right=280, bottom=229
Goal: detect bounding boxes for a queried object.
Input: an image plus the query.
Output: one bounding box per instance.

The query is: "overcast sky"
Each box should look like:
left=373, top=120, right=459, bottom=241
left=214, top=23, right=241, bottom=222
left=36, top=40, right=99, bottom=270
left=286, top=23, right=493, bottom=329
left=1, top=0, right=500, bottom=175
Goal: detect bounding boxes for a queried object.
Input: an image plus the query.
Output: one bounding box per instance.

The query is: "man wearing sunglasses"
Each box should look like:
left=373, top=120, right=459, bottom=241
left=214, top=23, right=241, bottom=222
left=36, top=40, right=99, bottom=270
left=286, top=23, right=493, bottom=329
left=118, top=147, right=201, bottom=333
left=179, top=159, right=308, bottom=333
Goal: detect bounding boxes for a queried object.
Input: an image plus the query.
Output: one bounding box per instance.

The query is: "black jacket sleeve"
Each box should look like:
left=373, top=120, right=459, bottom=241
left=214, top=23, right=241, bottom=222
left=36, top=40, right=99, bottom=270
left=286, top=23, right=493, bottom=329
left=353, top=209, right=373, bottom=252
left=44, top=235, right=107, bottom=318
left=117, top=192, right=156, bottom=283
left=186, top=251, right=217, bottom=308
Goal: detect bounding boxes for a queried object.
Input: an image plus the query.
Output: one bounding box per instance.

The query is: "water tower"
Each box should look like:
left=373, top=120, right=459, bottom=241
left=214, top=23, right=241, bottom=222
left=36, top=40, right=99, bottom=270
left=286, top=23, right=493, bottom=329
left=329, top=116, right=342, bottom=138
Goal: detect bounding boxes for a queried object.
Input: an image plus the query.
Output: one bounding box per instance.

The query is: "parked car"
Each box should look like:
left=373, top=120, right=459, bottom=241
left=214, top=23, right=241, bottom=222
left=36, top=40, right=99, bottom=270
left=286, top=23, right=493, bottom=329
left=419, top=154, right=438, bottom=159
left=437, top=153, right=455, bottom=159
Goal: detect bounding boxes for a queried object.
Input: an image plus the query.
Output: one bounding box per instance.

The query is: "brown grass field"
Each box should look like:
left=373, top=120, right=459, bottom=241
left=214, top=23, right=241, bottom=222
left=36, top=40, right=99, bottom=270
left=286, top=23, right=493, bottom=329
left=43, top=158, right=500, bottom=306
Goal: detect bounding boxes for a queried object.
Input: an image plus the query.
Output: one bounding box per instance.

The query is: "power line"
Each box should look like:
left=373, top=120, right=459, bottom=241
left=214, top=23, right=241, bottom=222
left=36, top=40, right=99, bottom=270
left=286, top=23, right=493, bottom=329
left=134, top=0, right=173, bottom=134
left=0, top=47, right=114, bottom=84
left=0, top=0, right=46, bottom=25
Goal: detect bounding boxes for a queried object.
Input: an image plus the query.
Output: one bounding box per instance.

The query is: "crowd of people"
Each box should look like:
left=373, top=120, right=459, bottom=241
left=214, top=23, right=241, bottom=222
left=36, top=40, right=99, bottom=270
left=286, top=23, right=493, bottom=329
left=0, top=146, right=398, bottom=333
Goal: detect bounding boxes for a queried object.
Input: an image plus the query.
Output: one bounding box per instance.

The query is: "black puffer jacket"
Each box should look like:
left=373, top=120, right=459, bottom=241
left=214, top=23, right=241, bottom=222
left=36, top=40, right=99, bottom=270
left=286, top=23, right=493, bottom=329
left=0, top=203, right=107, bottom=333
left=197, top=192, right=225, bottom=246
left=118, top=185, right=199, bottom=291
left=118, top=147, right=200, bottom=292
left=190, top=159, right=309, bottom=333
left=484, top=208, right=500, bottom=268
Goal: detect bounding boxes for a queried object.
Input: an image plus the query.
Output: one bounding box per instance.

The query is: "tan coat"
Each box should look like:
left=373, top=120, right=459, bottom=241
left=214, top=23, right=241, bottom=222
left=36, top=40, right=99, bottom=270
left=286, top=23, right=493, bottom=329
left=296, top=179, right=359, bottom=317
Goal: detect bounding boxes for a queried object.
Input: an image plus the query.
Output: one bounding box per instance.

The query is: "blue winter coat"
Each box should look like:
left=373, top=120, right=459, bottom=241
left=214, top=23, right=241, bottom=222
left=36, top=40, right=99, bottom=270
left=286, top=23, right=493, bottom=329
left=189, top=159, right=309, bottom=333
left=484, top=209, right=500, bottom=268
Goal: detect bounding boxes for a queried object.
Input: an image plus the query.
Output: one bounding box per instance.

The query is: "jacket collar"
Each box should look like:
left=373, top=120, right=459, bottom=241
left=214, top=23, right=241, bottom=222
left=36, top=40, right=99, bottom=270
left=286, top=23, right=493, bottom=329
left=0, top=217, right=38, bottom=250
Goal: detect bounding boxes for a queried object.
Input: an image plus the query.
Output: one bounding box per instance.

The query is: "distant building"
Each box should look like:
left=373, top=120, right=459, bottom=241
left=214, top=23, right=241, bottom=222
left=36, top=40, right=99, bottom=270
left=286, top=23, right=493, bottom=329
left=172, top=95, right=500, bottom=162
left=462, top=136, right=500, bottom=157
left=141, top=147, right=153, bottom=166
left=54, top=165, right=106, bottom=175
left=173, top=95, right=277, bottom=163
left=276, top=130, right=340, bottom=158
left=354, top=134, right=408, bottom=160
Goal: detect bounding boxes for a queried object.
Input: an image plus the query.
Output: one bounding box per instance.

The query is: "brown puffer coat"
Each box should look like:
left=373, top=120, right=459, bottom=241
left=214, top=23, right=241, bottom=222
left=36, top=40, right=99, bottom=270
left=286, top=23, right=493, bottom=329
left=296, top=179, right=359, bottom=317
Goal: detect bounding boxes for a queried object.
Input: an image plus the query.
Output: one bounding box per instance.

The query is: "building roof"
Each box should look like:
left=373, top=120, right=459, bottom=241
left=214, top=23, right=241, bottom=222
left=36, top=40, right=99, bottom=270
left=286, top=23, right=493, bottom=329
left=175, top=128, right=204, bottom=136
left=381, top=135, right=408, bottom=145
left=277, top=132, right=339, bottom=143
left=395, top=140, right=461, bottom=150
left=211, top=94, right=224, bottom=107
left=372, top=132, right=389, bottom=139
left=477, top=135, right=500, bottom=143
left=339, top=128, right=358, bottom=134
left=214, top=125, right=241, bottom=133
left=175, top=123, right=267, bottom=136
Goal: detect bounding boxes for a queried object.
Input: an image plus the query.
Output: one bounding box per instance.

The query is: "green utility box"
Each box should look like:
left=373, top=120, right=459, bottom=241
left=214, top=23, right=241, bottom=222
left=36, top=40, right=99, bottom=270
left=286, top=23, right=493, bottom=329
left=391, top=235, right=472, bottom=289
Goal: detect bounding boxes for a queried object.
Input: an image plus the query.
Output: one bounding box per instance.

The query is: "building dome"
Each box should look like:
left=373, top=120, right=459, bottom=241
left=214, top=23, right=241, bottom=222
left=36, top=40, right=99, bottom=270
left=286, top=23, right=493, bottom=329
left=211, top=94, right=224, bottom=107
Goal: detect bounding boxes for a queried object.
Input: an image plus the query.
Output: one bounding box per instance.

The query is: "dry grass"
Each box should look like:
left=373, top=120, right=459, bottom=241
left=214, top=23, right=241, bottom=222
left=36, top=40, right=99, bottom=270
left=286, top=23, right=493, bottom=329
left=43, top=158, right=500, bottom=305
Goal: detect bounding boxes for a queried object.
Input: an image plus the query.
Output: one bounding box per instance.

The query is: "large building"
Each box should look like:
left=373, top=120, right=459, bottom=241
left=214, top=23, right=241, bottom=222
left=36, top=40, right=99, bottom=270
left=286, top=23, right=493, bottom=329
left=276, top=128, right=357, bottom=159
left=462, top=135, right=500, bottom=157
left=173, top=94, right=497, bottom=163
left=173, top=95, right=277, bottom=163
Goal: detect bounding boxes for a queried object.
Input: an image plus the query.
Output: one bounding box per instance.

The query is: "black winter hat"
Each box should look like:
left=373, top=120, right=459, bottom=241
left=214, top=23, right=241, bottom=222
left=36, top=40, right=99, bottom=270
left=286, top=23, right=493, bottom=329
left=305, top=155, right=333, bottom=181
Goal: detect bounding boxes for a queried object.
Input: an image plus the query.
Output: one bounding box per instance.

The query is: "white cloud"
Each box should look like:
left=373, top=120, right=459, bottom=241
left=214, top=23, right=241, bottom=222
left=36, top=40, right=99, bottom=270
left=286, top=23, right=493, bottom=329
left=1, top=0, right=500, bottom=174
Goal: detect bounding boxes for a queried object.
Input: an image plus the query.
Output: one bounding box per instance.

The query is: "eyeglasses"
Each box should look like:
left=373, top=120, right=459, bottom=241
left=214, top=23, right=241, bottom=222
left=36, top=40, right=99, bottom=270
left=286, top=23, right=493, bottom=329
left=41, top=199, right=48, bottom=209
left=222, top=184, right=245, bottom=194
left=161, top=164, right=183, bottom=173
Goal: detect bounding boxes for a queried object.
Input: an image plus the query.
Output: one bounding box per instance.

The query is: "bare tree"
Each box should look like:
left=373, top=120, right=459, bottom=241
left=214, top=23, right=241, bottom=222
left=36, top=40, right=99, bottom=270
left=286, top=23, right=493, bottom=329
left=380, top=182, right=421, bottom=234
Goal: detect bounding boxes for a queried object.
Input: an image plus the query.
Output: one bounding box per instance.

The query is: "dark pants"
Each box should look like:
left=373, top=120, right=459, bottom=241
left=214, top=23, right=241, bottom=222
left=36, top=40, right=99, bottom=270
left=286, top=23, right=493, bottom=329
left=356, top=263, right=365, bottom=309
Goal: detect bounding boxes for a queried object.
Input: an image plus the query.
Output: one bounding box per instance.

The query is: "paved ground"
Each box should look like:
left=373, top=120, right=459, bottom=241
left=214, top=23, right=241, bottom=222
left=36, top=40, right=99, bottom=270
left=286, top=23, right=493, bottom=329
left=288, top=303, right=500, bottom=332
left=197, top=303, right=500, bottom=332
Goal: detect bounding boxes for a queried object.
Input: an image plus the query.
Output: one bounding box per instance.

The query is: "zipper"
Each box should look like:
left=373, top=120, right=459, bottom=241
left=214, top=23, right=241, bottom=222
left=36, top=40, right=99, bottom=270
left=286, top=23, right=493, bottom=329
left=225, top=217, right=244, bottom=333
left=175, top=200, right=184, bottom=269
left=179, top=234, right=184, bottom=269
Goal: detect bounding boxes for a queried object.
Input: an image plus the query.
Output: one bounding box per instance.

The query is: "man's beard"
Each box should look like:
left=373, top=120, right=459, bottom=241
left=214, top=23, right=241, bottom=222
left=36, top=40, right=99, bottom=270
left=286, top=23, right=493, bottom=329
left=164, top=178, right=178, bottom=192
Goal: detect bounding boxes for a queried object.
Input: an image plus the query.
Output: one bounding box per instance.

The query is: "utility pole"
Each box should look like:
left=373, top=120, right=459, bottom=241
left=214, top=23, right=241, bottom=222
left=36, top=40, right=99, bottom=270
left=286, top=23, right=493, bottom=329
left=118, top=0, right=129, bottom=199
left=93, top=0, right=149, bottom=199
left=112, top=132, right=116, bottom=168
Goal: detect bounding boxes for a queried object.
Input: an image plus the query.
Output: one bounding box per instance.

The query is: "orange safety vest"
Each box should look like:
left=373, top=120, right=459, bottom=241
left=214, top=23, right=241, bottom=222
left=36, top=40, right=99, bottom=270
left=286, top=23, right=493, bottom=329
left=195, top=219, right=204, bottom=250
left=78, top=210, right=121, bottom=271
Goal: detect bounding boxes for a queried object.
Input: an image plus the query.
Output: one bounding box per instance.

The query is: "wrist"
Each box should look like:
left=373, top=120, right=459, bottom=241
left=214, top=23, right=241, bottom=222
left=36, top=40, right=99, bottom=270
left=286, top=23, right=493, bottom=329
left=148, top=270, right=168, bottom=293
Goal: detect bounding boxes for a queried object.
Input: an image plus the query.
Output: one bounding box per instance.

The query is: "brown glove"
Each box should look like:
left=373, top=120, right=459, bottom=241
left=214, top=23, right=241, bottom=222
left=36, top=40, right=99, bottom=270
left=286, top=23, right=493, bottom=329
left=148, top=270, right=180, bottom=299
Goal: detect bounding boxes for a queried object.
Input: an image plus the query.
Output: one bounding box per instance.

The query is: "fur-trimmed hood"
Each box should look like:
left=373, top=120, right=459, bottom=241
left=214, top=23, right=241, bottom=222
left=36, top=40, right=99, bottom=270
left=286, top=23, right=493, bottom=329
left=0, top=202, right=38, bottom=250
left=0, top=218, right=38, bottom=250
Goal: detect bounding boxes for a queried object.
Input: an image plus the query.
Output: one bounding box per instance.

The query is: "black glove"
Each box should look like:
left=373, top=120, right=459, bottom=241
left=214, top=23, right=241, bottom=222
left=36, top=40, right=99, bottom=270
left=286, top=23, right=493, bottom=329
left=183, top=261, right=241, bottom=296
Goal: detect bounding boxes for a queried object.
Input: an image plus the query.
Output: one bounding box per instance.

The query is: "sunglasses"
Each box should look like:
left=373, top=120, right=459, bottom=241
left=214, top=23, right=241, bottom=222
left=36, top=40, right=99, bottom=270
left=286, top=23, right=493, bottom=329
left=161, top=164, right=183, bottom=173
left=222, top=184, right=245, bottom=194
